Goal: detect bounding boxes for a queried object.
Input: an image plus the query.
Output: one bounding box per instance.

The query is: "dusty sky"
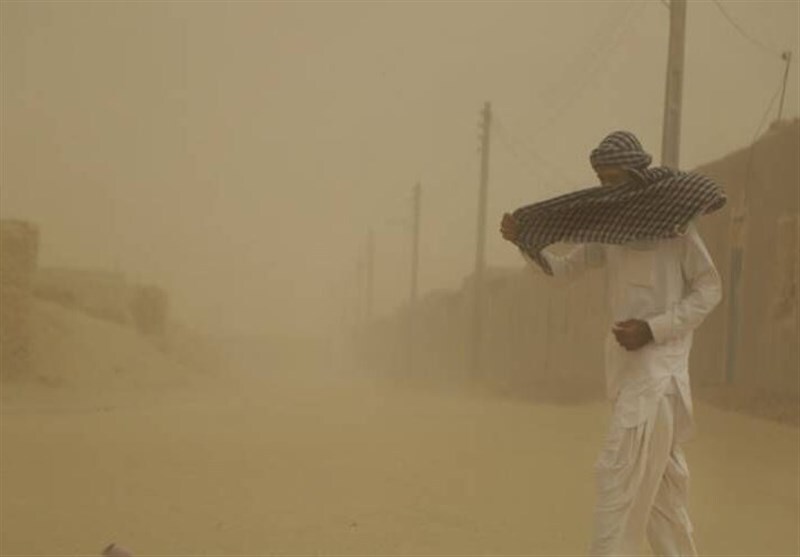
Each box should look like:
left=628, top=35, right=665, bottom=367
left=2, top=0, right=798, bottom=337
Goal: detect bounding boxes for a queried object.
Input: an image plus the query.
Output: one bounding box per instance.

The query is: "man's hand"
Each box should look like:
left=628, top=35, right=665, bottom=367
left=612, top=319, right=654, bottom=351
left=500, top=212, right=519, bottom=243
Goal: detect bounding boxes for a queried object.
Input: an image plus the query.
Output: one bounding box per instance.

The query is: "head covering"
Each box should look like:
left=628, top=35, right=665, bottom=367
left=590, top=130, right=652, bottom=170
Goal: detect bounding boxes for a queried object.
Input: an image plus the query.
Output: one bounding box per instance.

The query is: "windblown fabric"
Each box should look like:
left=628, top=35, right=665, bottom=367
left=512, top=166, right=727, bottom=275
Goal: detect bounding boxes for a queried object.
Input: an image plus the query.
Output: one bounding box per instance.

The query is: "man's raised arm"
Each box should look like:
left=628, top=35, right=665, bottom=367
left=501, top=212, right=605, bottom=279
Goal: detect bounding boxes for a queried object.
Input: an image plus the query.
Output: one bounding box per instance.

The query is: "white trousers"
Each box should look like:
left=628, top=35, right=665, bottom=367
left=588, top=393, right=698, bottom=556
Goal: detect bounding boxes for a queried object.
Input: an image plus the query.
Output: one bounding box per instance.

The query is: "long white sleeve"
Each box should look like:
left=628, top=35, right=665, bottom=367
left=520, top=244, right=606, bottom=279
left=646, top=228, right=722, bottom=344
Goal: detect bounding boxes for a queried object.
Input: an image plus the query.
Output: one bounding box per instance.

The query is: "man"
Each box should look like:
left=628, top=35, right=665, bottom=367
left=500, top=131, right=723, bottom=555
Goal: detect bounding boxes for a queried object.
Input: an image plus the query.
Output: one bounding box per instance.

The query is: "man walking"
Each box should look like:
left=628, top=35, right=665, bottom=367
left=500, top=131, right=724, bottom=555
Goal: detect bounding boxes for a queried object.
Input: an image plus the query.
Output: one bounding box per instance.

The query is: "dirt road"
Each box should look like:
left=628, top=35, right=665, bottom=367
left=2, top=360, right=797, bottom=556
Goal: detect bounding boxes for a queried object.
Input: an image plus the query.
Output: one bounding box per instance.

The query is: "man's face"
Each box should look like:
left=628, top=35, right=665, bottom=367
left=595, top=166, right=629, bottom=187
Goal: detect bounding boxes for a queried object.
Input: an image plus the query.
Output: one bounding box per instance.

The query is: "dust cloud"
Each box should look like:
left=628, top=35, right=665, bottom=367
left=1, top=2, right=798, bottom=556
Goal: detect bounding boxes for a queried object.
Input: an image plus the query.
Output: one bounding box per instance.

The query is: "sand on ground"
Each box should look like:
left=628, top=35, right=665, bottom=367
left=1, top=305, right=798, bottom=555
left=2, top=367, right=799, bottom=555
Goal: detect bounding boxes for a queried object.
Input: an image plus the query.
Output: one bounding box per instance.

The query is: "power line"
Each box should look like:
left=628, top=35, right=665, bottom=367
left=470, top=3, right=643, bottom=179
left=374, top=151, right=474, bottom=230
left=737, top=76, right=786, bottom=214
left=711, top=0, right=783, bottom=59
left=422, top=151, right=478, bottom=194
left=493, top=113, right=573, bottom=185
left=495, top=127, right=559, bottom=186
left=525, top=1, right=645, bottom=144
left=404, top=155, right=478, bottom=237
left=750, top=79, right=784, bottom=145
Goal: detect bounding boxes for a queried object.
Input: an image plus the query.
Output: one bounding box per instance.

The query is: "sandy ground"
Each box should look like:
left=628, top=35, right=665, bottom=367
left=1, top=304, right=798, bottom=556
left=2, top=354, right=798, bottom=557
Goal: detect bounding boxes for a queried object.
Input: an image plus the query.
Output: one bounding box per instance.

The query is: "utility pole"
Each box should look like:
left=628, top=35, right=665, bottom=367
left=660, top=0, right=687, bottom=168
left=777, top=51, right=793, bottom=121
left=471, top=101, right=492, bottom=376
left=365, top=228, right=374, bottom=322
left=409, top=182, right=421, bottom=372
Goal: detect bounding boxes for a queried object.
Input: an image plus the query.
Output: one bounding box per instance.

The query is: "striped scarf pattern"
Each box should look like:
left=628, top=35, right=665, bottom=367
left=512, top=166, right=727, bottom=275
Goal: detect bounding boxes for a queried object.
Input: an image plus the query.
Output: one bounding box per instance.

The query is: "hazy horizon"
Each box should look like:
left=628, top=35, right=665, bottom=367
left=2, top=0, right=798, bottom=337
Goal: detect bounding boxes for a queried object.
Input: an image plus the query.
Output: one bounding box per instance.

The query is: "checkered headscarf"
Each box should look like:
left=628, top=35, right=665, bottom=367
left=590, top=130, right=652, bottom=170
left=511, top=134, right=726, bottom=275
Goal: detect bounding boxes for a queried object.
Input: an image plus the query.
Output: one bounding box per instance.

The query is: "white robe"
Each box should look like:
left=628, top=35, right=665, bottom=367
left=523, top=224, right=722, bottom=555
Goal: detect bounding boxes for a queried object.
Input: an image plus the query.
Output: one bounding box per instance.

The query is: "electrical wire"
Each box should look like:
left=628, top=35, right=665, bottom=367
left=493, top=112, right=575, bottom=186
left=711, top=0, right=783, bottom=59
left=751, top=81, right=784, bottom=143
left=526, top=1, right=645, bottom=144
left=495, top=127, right=558, bottom=186
left=737, top=78, right=786, bottom=210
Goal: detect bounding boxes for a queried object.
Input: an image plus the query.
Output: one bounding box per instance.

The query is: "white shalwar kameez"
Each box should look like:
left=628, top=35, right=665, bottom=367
left=525, top=224, right=722, bottom=556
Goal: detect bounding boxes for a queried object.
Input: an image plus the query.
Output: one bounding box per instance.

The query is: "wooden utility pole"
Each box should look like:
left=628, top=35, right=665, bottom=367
left=778, top=51, right=793, bottom=121
left=471, top=102, right=492, bottom=375
left=660, top=0, right=687, bottom=168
